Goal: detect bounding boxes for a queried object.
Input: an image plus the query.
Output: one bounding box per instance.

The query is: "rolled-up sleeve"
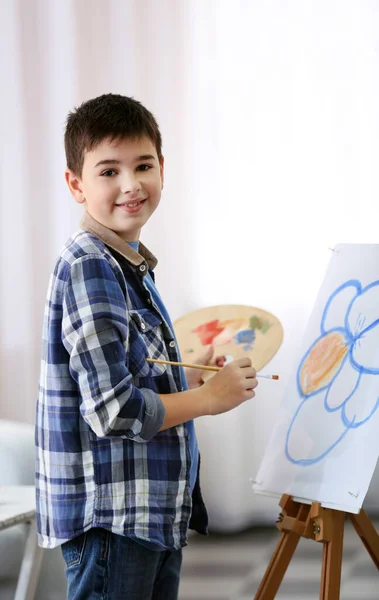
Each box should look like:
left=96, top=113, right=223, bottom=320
left=61, top=254, right=165, bottom=441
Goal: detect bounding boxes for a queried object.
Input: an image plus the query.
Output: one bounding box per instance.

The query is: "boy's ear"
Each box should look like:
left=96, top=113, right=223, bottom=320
left=160, top=157, right=165, bottom=190
left=65, top=169, right=86, bottom=204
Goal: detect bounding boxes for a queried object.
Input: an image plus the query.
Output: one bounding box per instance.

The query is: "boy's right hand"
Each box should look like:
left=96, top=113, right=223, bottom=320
left=201, top=357, right=258, bottom=416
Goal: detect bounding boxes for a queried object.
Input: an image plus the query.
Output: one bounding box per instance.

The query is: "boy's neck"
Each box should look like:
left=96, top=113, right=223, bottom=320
left=80, top=211, right=157, bottom=270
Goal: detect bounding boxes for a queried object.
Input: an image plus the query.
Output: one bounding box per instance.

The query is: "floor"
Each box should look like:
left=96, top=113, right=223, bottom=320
left=179, top=518, right=379, bottom=600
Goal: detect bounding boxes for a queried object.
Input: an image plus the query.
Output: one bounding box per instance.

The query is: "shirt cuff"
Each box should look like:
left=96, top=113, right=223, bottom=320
left=139, top=388, right=166, bottom=441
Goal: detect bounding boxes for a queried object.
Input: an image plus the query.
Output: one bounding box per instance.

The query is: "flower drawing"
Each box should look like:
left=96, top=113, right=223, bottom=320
left=286, top=279, right=379, bottom=466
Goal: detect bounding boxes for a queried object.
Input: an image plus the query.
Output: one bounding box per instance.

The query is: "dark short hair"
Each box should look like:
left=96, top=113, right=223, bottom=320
left=64, top=93, right=163, bottom=176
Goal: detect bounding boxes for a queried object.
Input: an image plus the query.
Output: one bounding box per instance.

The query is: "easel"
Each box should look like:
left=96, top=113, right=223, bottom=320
left=254, top=494, right=379, bottom=599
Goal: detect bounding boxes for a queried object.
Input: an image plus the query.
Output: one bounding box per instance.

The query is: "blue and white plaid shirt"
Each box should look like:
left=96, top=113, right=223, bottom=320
left=35, top=212, right=207, bottom=550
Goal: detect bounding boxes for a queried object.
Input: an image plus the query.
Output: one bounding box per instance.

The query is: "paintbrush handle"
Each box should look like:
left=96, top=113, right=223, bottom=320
left=147, top=358, right=220, bottom=372
left=146, top=358, right=279, bottom=379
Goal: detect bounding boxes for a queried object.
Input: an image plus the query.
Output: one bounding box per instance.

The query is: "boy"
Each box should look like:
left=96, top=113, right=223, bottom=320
left=35, top=93, right=258, bottom=600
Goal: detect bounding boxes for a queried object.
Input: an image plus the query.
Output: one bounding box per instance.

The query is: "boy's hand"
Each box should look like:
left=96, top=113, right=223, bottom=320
left=184, top=345, right=214, bottom=389
left=200, top=357, right=258, bottom=415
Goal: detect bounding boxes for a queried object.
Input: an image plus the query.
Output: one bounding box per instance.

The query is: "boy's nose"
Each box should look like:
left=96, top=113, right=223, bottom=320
left=121, top=173, right=141, bottom=195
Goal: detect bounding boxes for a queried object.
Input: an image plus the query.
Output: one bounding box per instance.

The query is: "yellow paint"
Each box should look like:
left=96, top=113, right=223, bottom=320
left=300, top=332, right=348, bottom=395
left=219, top=318, right=246, bottom=330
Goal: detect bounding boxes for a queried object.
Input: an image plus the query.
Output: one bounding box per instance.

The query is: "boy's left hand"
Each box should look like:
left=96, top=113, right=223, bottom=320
left=184, top=345, right=214, bottom=389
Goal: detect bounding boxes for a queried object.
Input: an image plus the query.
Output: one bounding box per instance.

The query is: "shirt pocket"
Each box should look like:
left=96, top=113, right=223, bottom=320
left=128, top=308, right=168, bottom=378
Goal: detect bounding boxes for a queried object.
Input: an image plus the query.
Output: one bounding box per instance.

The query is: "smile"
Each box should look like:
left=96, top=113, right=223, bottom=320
left=116, top=199, right=146, bottom=213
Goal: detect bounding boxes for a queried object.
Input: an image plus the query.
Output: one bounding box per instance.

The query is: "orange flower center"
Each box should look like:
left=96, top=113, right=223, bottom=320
left=300, top=331, right=348, bottom=396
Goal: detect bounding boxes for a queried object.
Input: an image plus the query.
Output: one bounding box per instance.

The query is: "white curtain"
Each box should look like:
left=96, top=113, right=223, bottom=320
left=2, top=0, right=379, bottom=529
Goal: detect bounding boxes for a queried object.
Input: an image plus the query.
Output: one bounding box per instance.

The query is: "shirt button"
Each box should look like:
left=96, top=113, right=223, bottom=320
left=169, top=340, right=176, bottom=348
left=139, top=264, right=146, bottom=273
left=140, top=321, right=146, bottom=330
left=146, top=298, right=151, bottom=304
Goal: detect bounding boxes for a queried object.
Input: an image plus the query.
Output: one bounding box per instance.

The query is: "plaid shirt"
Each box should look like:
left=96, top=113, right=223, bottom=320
left=35, top=212, right=207, bottom=550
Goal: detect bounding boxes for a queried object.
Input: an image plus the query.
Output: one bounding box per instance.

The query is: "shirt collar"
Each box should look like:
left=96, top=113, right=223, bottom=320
left=80, top=211, right=158, bottom=272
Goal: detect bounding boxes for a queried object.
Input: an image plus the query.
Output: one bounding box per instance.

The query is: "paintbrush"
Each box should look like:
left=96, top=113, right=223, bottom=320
left=146, top=358, right=279, bottom=380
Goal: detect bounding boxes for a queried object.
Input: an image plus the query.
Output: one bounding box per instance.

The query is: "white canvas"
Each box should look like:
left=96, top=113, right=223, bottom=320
left=254, top=244, right=379, bottom=513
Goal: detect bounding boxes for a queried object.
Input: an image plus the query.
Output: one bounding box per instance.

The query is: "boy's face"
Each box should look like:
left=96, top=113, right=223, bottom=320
left=65, top=136, right=164, bottom=241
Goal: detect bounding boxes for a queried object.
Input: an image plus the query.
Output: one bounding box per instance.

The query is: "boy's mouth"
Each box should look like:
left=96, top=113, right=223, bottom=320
left=116, top=199, right=146, bottom=213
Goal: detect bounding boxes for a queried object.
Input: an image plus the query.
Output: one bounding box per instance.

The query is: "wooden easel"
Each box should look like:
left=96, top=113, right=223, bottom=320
left=254, top=494, right=379, bottom=599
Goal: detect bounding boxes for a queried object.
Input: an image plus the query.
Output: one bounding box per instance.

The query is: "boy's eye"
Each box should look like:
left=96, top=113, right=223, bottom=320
left=137, top=164, right=152, bottom=172
left=101, top=169, right=117, bottom=177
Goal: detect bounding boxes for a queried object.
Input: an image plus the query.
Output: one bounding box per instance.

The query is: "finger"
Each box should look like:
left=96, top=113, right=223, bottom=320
left=215, top=355, right=226, bottom=367
left=195, top=345, right=214, bottom=365
left=242, top=367, right=257, bottom=379
left=233, top=357, right=252, bottom=368
left=244, top=378, right=258, bottom=390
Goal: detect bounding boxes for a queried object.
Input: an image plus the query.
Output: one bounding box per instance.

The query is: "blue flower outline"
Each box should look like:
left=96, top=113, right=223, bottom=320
left=285, top=279, right=379, bottom=466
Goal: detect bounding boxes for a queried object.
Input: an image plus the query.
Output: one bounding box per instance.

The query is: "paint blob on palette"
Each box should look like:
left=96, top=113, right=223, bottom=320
left=174, top=305, right=283, bottom=377
left=191, top=316, right=271, bottom=351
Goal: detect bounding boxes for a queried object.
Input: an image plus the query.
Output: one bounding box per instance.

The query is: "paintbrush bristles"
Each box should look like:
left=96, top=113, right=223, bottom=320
left=146, top=358, right=279, bottom=380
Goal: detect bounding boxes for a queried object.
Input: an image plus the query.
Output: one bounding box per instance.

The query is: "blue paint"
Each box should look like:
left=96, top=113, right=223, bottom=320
left=234, top=329, right=256, bottom=351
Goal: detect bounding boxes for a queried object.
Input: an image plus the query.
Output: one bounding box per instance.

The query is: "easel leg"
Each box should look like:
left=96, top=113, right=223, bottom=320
left=254, top=530, right=301, bottom=599
left=349, top=510, right=379, bottom=569
left=254, top=498, right=312, bottom=599
left=319, top=510, right=344, bottom=600
left=253, top=499, right=379, bottom=600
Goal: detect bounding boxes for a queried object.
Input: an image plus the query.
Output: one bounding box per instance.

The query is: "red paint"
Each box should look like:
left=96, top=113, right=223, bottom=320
left=192, top=320, right=225, bottom=345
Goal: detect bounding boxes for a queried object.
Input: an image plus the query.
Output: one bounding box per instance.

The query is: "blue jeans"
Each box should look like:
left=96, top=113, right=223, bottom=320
left=61, top=528, right=183, bottom=600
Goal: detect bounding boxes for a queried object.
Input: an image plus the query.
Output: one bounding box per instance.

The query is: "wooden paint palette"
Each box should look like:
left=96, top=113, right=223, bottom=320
left=173, top=304, right=283, bottom=380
